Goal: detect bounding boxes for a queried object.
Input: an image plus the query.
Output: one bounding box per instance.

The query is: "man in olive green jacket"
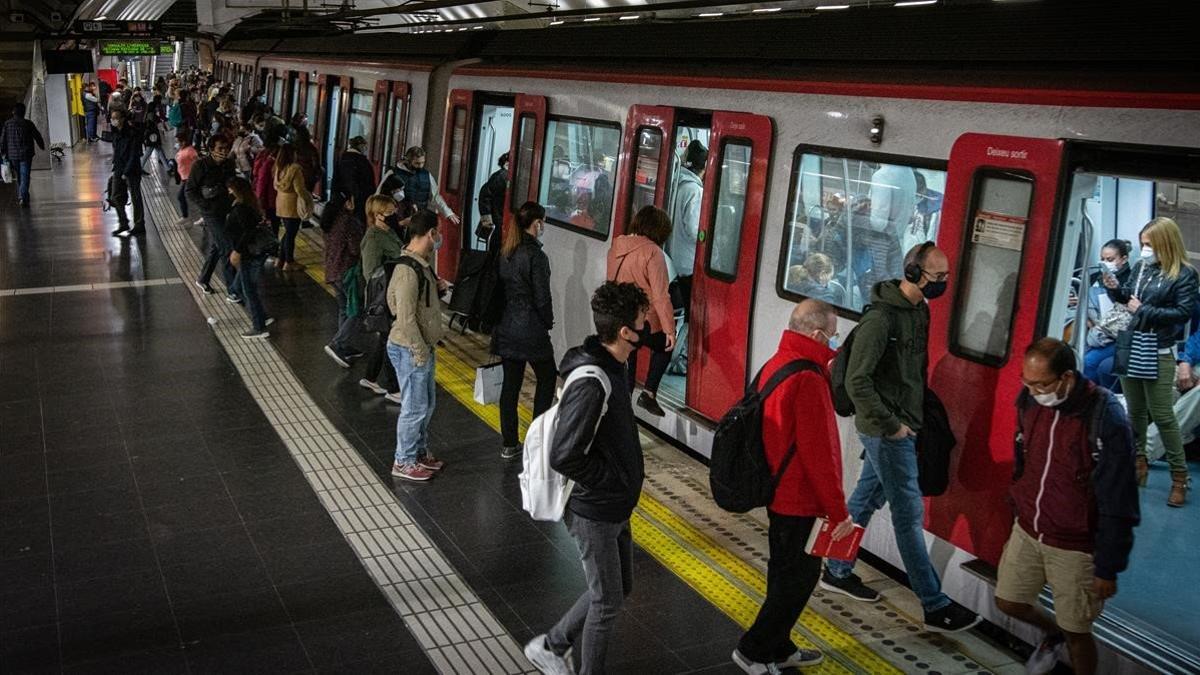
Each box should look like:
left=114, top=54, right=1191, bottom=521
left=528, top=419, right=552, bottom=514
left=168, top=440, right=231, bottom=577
left=821, top=243, right=982, bottom=634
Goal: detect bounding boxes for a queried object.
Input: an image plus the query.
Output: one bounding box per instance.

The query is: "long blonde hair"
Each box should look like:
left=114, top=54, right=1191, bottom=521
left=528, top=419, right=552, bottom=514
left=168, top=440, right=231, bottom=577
left=1142, top=216, right=1191, bottom=280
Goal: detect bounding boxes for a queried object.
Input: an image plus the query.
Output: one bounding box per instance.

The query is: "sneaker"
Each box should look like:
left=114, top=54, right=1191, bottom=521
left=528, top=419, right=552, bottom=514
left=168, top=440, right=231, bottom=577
left=324, top=345, right=351, bottom=369
left=637, top=391, right=666, bottom=417
left=359, top=379, right=387, bottom=395
left=417, top=455, right=445, bottom=472
left=500, top=445, right=522, bottom=460
left=819, top=570, right=880, bottom=602
left=240, top=330, right=269, bottom=340
left=345, top=350, right=366, bottom=360
left=111, top=227, right=129, bottom=236
left=777, top=648, right=824, bottom=668
left=194, top=280, right=214, bottom=295
left=731, top=649, right=786, bottom=674
left=383, top=392, right=403, bottom=405
left=127, top=227, right=146, bottom=236
left=922, top=602, right=982, bottom=634
left=225, top=294, right=243, bottom=305
left=524, top=635, right=574, bottom=675
left=265, top=317, right=275, bottom=327
left=391, top=463, right=434, bottom=482
left=1025, top=635, right=1065, bottom=675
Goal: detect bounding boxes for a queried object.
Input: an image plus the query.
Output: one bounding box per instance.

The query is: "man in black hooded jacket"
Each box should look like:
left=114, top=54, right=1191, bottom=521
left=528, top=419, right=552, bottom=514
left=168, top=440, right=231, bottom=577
left=525, top=281, right=650, bottom=675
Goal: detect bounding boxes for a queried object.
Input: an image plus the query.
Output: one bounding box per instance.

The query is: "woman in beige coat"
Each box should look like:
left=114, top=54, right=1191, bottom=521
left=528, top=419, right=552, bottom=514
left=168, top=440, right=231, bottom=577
left=273, top=143, right=310, bottom=271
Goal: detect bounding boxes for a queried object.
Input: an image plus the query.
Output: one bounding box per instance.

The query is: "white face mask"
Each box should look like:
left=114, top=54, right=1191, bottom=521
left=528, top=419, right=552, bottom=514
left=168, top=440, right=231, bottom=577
left=1032, top=390, right=1068, bottom=408
left=1101, top=260, right=1120, bottom=273
left=1141, top=245, right=1156, bottom=264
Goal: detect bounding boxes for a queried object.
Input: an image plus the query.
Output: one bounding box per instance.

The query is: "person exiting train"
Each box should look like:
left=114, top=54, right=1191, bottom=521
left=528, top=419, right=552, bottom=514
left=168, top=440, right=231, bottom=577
left=1103, top=217, right=1198, bottom=507
left=608, top=205, right=676, bottom=417
left=107, top=108, right=145, bottom=236
left=667, top=140, right=707, bottom=321
left=191, top=136, right=239, bottom=296
left=387, top=211, right=449, bottom=482
left=996, top=338, right=1139, bottom=675
left=524, top=281, right=650, bottom=675
left=491, top=202, right=556, bottom=461
left=378, top=146, right=461, bottom=226
left=732, top=299, right=854, bottom=674
left=476, top=152, right=509, bottom=248
left=821, top=242, right=982, bottom=633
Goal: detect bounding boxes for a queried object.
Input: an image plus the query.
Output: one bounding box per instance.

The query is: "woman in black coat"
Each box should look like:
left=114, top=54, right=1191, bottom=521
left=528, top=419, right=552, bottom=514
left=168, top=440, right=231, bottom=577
left=491, top=201, right=555, bottom=460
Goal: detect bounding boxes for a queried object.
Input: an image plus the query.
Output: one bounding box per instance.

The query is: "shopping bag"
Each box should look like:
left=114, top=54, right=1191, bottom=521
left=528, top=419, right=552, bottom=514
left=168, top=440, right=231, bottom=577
left=1113, top=320, right=1159, bottom=381
left=473, top=362, right=504, bottom=405
left=0, top=162, right=11, bottom=184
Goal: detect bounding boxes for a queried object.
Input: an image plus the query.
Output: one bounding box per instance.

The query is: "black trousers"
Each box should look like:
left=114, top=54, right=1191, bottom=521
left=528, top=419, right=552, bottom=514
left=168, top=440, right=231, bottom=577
left=500, top=357, right=556, bottom=448
left=114, top=173, right=145, bottom=230
left=738, top=513, right=820, bottom=664
left=366, top=331, right=398, bottom=394
left=674, top=274, right=693, bottom=320
left=627, top=331, right=671, bottom=395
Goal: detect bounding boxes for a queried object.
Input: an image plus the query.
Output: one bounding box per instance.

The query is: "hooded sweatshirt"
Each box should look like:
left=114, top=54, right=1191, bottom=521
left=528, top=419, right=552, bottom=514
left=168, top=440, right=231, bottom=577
left=607, top=234, right=674, bottom=336
left=846, top=280, right=929, bottom=438
left=550, top=337, right=645, bottom=523
left=667, top=168, right=704, bottom=275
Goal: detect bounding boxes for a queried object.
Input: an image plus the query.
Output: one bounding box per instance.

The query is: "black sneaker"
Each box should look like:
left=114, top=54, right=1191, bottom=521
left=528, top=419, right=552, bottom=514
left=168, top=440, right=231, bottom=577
left=818, top=570, right=880, bottom=602
left=500, top=446, right=522, bottom=460
left=637, top=392, right=666, bottom=417
left=194, top=280, right=214, bottom=295
left=923, top=603, right=982, bottom=634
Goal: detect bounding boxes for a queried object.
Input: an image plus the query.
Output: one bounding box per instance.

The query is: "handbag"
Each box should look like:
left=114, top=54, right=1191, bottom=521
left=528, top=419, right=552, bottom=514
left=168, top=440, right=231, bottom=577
left=0, top=162, right=11, bottom=184
left=1113, top=315, right=1159, bottom=380
left=247, top=223, right=280, bottom=258
left=473, top=361, right=504, bottom=405
left=297, top=189, right=315, bottom=221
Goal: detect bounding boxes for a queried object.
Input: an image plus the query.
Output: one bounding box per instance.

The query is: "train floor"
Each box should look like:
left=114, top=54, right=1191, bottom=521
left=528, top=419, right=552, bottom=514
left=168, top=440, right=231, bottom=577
left=2, top=138, right=1053, bottom=674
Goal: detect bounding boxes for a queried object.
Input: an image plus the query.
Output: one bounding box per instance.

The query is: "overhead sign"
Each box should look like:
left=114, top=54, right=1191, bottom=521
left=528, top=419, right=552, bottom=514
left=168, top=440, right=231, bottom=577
left=100, top=40, right=168, bottom=56
left=81, top=20, right=161, bottom=35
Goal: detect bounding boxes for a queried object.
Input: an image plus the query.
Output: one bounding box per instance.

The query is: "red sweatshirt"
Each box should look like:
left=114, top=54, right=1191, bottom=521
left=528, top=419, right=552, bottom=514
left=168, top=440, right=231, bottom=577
left=760, top=331, right=850, bottom=522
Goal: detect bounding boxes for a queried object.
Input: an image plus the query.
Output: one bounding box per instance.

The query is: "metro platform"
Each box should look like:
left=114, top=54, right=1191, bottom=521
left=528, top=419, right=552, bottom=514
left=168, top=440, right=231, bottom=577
left=0, top=142, right=1029, bottom=674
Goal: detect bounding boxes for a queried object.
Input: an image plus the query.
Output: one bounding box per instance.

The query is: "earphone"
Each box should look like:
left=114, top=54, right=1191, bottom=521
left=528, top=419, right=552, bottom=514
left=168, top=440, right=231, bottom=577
left=903, top=241, right=937, bottom=283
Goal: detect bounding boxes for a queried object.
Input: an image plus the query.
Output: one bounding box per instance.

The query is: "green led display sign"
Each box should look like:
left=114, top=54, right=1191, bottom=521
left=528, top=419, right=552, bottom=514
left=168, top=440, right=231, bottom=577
left=100, top=41, right=170, bottom=56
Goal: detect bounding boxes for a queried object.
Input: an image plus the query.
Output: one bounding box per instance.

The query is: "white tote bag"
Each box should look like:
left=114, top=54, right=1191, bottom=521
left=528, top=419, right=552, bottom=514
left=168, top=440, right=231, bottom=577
left=0, top=162, right=12, bottom=184
left=473, top=362, right=504, bottom=405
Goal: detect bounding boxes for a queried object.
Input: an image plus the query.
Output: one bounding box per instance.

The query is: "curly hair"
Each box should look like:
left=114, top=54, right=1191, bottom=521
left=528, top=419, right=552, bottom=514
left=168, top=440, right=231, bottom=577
left=591, top=281, right=650, bottom=343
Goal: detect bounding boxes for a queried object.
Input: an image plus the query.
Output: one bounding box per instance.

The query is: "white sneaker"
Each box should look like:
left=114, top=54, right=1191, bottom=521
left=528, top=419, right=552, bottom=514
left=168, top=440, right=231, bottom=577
left=1025, top=636, right=1066, bottom=675
left=358, top=379, right=387, bottom=395
left=777, top=647, right=824, bottom=668
left=524, top=636, right=574, bottom=675
left=384, top=392, right=403, bottom=405
left=731, top=649, right=786, bottom=674
left=324, top=345, right=350, bottom=369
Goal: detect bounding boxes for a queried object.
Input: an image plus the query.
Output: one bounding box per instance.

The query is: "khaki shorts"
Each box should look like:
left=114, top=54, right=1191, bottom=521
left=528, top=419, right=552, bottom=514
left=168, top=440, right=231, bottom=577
left=995, top=522, right=1102, bottom=634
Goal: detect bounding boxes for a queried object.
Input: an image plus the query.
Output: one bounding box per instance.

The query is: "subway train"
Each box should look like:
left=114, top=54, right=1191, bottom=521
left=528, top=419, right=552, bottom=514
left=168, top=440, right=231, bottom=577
left=212, top=7, right=1200, bottom=672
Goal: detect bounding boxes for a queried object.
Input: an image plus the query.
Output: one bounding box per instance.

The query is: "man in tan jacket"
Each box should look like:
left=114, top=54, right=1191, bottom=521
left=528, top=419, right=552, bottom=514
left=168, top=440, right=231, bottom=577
left=387, top=211, right=449, bottom=482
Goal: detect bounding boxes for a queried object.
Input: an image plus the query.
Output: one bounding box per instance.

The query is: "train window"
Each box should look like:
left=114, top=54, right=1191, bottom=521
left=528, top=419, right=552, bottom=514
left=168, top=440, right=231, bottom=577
left=347, top=88, right=374, bottom=153
left=290, top=77, right=301, bottom=118
left=538, top=116, right=621, bottom=239
left=628, top=127, right=663, bottom=221
left=447, top=106, right=468, bottom=192
left=387, top=94, right=407, bottom=166
left=511, top=114, right=537, bottom=212
left=304, top=82, right=318, bottom=133
left=951, top=171, right=1033, bottom=365
left=777, top=147, right=947, bottom=313
left=272, top=77, right=284, bottom=113
left=707, top=141, right=752, bottom=279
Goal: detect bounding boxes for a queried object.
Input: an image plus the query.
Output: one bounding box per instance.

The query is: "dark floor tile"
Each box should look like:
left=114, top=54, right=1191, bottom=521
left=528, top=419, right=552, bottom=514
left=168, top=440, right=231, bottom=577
left=673, top=640, right=744, bottom=671
left=41, top=424, right=123, bottom=455
left=219, top=465, right=308, bottom=497
left=294, top=608, right=424, bottom=667
left=316, top=652, right=437, bottom=675
left=151, top=524, right=258, bottom=567
left=143, top=495, right=241, bottom=538
left=137, top=473, right=228, bottom=509
left=0, top=454, right=46, bottom=502
left=244, top=512, right=343, bottom=552
left=259, top=539, right=365, bottom=586
left=58, top=606, right=179, bottom=667
left=184, top=625, right=311, bottom=674
left=57, top=568, right=171, bottom=623
left=47, top=460, right=135, bottom=496
left=130, top=449, right=219, bottom=485
left=0, top=517, right=52, bottom=563
left=0, top=431, right=45, bottom=456
left=62, top=646, right=188, bottom=675
left=230, top=481, right=323, bottom=522
left=626, top=593, right=744, bottom=650
left=174, top=587, right=291, bottom=641
left=275, top=571, right=390, bottom=623
left=471, top=539, right=581, bottom=590
left=0, top=585, right=57, bottom=632
left=493, top=576, right=589, bottom=631
left=0, top=623, right=60, bottom=673
left=605, top=651, right=691, bottom=675
left=160, top=553, right=272, bottom=603
left=53, top=537, right=157, bottom=585
left=50, top=503, right=147, bottom=554
left=44, top=441, right=128, bottom=473
left=206, top=441, right=294, bottom=475
left=49, top=484, right=141, bottom=520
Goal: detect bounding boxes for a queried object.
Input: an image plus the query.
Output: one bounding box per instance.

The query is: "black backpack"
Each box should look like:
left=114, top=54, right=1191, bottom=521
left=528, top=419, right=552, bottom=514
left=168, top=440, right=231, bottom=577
left=829, top=303, right=895, bottom=417
left=916, top=388, right=955, bottom=496
left=361, top=257, right=431, bottom=334
left=709, top=359, right=823, bottom=513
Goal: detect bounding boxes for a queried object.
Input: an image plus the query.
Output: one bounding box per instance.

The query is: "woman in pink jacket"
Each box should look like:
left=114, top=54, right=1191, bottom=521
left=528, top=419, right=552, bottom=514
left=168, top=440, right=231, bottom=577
left=606, top=205, right=676, bottom=416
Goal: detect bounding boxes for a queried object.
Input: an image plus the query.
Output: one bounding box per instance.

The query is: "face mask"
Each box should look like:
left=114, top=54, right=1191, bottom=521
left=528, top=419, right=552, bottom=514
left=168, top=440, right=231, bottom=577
left=1101, top=260, right=1120, bottom=273
left=384, top=213, right=400, bottom=229
left=1141, top=246, right=1156, bottom=264
left=1031, top=379, right=1068, bottom=407
left=921, top=280, right=947, bottom=300
left=623, top=323, right=644, bottom=348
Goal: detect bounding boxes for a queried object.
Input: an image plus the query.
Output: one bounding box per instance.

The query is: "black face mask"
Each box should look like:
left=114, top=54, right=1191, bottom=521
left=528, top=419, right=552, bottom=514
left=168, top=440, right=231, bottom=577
left=921, top=280, right=948, bottom=300
left=384, top=213, right=401, bottom=230
left=623, top=323, right=645, bottom=348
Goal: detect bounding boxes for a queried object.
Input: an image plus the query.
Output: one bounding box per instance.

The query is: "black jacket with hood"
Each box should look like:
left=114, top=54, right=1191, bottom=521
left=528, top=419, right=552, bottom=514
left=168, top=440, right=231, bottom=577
left=491, top=233, right=554, bottom=363
left=549, top=337, right=644, bottom=523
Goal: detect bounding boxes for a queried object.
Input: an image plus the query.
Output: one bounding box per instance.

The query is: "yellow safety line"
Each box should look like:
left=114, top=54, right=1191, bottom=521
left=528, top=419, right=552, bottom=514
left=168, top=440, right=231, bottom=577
left=298, top=253, right=897, bottom=675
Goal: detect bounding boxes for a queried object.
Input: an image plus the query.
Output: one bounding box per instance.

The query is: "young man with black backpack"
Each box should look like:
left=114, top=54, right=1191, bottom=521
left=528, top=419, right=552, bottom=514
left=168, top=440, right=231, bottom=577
left=731, top=299, right=854, bottom=674
left=525, top=281, right=650, bottom=675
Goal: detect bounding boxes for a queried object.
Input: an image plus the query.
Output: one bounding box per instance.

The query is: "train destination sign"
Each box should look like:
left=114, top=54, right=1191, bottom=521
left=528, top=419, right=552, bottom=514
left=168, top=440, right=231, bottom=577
left=100, top=40, right=168, bottom=56
left=81, top=20, right=161, bottom=35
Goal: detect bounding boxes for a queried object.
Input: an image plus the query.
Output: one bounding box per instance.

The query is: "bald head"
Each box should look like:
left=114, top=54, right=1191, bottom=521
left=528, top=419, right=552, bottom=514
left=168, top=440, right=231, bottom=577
left=788, top=299, right=837, bottom=341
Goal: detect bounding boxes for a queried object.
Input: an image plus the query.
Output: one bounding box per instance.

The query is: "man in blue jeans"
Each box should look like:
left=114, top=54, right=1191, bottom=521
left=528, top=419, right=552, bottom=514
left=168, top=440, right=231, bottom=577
left=0, top=103, right=46, bottom=208
left=821, top=242, right=982, bottom=633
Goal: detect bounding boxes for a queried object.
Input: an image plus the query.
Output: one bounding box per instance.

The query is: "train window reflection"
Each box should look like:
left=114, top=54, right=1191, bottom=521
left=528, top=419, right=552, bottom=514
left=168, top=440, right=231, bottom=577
left=347, top=88, right=373, bottom=154
left=447, top=106, right=468, bottom=192
left=779, top=149, right=946, bottom=312
left=511, top=115, right=537, bottom=212
left=707, top=141, right=752, bottom=279
left=629, top=127, right=663, bottom=222
left=304, top=82, right=318, bottom=134
left=538, top=117, right=621, bottom=238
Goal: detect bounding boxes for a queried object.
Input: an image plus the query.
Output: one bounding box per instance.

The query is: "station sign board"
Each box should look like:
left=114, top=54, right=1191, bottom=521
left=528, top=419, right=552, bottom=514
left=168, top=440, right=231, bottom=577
left=81, top=20, right=162, bottom=36
left=100, top=40, right=172, bottom=56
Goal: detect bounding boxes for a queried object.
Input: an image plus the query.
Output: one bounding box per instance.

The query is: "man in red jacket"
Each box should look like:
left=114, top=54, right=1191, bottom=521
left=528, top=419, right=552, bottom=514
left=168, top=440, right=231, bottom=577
left=733, top=299, right=855, bottom=674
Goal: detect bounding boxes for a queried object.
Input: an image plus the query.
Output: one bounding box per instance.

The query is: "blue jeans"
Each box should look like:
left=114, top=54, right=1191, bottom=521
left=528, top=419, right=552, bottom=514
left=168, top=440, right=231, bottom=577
left=826, top=434, right=951, bottom=613
left=388, top=342, right=436, bottom=467
left=1084, top=343, right=1118, bottom=391
left=10, top=159, right=31, bottom=203
left=85, top=111, right=98, bottom=140
left=238, top=257, right=267, bottom=331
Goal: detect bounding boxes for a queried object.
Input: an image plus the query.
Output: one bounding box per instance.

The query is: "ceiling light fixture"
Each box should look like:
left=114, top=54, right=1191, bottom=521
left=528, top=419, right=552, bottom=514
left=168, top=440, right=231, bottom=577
left=815, top=4, right=850, bottom=9
left=473, top=25, right=484, bottom=29
left=549, top=19, right=564, bottom=24
left=894, top=0, right=936, bottom=5
left=620, top=14, right=639, bottom=20
left=698, top=11, right=724, bottom=16
left=752, top=7, right=782, bottom=12
left=583, top=16, right=601, bottom=21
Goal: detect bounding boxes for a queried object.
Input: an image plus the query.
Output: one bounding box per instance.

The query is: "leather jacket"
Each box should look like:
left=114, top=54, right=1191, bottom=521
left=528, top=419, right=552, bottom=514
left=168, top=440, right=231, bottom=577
left=1107, top=261, right=1199, bottom=348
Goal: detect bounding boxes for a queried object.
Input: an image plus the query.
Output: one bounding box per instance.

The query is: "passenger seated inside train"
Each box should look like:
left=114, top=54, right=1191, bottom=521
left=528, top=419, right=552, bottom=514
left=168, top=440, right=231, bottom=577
left=786, top=253, right=848, bottom=307
left=1082, top=239, right=1133, bottom=390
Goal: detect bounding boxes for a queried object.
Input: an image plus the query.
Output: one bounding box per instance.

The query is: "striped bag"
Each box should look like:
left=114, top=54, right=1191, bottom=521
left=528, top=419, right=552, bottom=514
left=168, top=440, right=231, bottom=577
left=1113, top=265, right=1160, bottom=380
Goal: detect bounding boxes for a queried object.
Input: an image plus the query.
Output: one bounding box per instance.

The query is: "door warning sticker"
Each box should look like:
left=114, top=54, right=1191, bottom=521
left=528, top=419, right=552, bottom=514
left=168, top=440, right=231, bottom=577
left=971, top=210, right=1026, bottom=251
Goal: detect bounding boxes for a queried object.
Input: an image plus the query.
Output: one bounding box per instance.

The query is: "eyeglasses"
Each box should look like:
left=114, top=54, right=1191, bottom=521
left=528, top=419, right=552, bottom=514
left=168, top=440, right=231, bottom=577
left=923, top=269, right=951, bottom=283
left=1020, top=375, right=1061, bottom=395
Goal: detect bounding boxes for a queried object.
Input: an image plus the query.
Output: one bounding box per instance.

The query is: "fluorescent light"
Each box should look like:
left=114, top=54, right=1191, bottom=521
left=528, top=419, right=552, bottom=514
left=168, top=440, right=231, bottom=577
left=698, top=11, right=724, bottom=16
left=620, top=14, right=639, bottom=20
left=458, top=26, right=468, bottom=30
left=815, top=4, right=850, bottom=9
left=753, top=7, right=782, bottom=12
left=549, top=19, right=564, bottom=24
left=472, top=25, right=483, bottom=29
left=95, top=14, right=106, bottom=20
left=583, top=16, right=601, bottom=21
left=895, top=0, right=936, bottom=5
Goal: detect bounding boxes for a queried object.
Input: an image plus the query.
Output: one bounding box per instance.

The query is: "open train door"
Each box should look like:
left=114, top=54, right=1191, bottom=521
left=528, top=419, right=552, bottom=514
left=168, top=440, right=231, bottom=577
left=437, top=90, right=474, bottom=280
left=925, top=133, right=1065, bottom=564
left=687, top=111, right=774, bottom=421
left=507, top=94, right=547, bottom=221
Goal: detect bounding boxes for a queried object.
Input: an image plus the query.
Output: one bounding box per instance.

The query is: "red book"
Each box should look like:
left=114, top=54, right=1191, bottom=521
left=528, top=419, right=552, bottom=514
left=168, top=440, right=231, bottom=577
left=804, top=518, right=866, bottom=561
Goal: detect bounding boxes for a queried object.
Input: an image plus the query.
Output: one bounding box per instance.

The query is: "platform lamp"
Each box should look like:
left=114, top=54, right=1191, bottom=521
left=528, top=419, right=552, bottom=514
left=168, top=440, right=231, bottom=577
left=869, top=115, right=885, bottom=145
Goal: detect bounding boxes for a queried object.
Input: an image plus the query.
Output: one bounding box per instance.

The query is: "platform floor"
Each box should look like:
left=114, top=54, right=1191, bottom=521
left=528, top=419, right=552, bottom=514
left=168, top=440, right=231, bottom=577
left=0, top=139, right=1056, bottom=674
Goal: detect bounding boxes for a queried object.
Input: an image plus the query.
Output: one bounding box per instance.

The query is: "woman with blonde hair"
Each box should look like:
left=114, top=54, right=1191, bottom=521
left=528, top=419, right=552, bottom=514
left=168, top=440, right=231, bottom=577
left=273, top=143, right=311, bottom=271
left=1105, top=216, right=1199, bottom=506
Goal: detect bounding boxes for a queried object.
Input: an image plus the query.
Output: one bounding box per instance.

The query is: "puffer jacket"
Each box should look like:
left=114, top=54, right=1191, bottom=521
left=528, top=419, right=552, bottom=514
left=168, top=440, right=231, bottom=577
left=274, top=163, right=308, bottom=219
left=607, top=234, right=674, bottom=337
left=1106, top=261, right=1199, bottom=348
left=491, top=233, right=554, bottom=362
left=1011, top=376, right=1139, bottom=580
left=550, top=337, right=644, bottom=523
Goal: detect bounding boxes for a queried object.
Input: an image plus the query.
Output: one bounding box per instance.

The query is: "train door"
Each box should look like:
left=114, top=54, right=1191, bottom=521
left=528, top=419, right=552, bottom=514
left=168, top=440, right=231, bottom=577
left=372, top=81, right=410, bottom=176
left=437, top=90, right=473, bottom=279
left=322, top=78, right=348, bottom=199
left=685, top=112, right=774, bottom=421
left=464, top=95, right=516, bottom=252
left=507, top=94, right=548, bottom=217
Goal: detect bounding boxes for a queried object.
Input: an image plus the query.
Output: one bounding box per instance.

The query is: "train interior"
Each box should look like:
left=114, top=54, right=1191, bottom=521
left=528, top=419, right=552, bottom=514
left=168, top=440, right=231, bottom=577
left=322, top=78, right=343, bottom=193
left=466, top=98, right=514, bottom=252
left=1047, top=162, right=1200, bottom=662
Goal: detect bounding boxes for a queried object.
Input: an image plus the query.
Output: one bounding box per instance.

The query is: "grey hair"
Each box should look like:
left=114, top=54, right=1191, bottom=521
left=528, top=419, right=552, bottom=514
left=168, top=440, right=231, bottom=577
left=904, top=241, right=936, bottom=272
left=788, top=299, right=836, bottom=334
